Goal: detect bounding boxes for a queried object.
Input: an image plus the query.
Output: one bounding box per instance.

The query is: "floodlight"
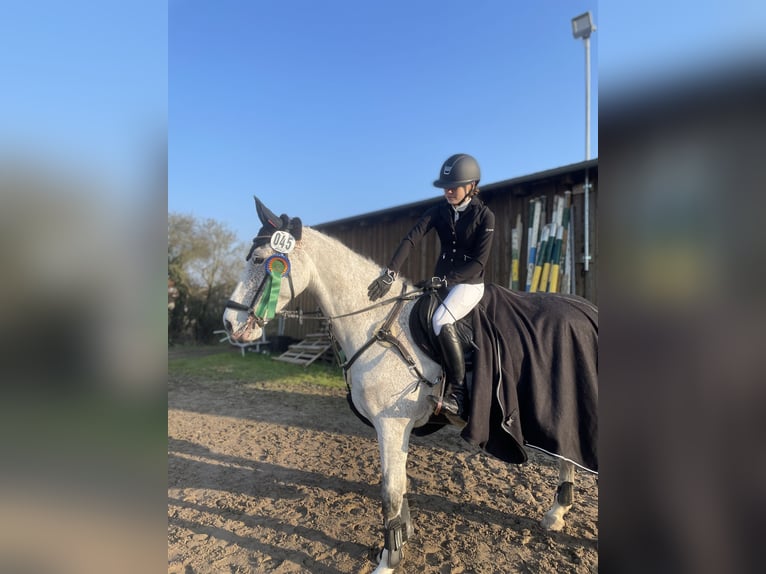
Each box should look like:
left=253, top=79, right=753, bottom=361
left=571, top=12, right=595, bottom=39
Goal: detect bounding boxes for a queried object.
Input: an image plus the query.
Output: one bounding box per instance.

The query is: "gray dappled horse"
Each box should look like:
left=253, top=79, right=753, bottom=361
left=223, top=198, right=595, bottom=573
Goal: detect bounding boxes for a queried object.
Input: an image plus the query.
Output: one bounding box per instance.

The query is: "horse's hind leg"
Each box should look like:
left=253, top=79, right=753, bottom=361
left=372, top=417, right=413, bottom=574
left=541, top=460, right=575, bottom=531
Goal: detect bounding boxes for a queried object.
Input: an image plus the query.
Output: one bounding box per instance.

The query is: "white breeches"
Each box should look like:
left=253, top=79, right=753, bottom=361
left=431, top=283, right=485, bottom=336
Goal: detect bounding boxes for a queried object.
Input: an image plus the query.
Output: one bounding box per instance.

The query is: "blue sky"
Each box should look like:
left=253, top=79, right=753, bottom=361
left=0, top=1, right=167, bottom=201
left=3, top=2, right=765, bottom=246
left=599, top=3, right=766, bottom=93
left=169, top=1, right=600, bottom=243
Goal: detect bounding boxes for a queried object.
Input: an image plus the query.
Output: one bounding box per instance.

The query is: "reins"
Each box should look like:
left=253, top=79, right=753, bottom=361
left=284, top=287, right=422, bottom=322
left=278, top=282, right=435, bottom=389
left=333, top=283, right=436, bottom=390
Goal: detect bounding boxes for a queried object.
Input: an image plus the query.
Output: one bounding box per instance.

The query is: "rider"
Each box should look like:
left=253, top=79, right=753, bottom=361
left=367, top=153, right=495, bottom=420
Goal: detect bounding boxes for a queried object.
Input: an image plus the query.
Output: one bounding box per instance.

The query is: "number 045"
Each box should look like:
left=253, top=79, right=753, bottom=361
left=270, top=231, right=296, bottom=254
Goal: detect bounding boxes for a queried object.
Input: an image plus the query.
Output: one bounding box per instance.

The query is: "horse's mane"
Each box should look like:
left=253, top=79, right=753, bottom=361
left=303, top=226, right=406, bottom=281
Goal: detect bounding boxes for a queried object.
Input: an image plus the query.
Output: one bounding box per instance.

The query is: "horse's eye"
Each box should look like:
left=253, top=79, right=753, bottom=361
left=252, top=256, right=265, bottom=265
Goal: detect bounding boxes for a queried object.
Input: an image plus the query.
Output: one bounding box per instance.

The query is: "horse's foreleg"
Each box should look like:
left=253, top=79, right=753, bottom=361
left=541, top=459, right=575, bottom=531
left=372, top=417, right=413, bottom=574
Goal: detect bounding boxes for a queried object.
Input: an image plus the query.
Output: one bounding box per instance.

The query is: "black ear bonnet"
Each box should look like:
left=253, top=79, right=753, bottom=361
left=247, top=196, right=303, bottom=260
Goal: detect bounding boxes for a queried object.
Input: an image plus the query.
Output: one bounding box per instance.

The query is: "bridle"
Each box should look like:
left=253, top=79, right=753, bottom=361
left=224, top=239, right=297, bottom=328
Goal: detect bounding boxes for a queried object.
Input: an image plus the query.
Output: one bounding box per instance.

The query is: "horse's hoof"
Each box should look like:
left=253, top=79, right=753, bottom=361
left=370, top=548, right=399, bottom=573
left=541, top=512, right=566, bottom=531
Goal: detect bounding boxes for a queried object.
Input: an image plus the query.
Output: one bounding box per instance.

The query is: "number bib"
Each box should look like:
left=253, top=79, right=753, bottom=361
left=270, top=230, right=296, bottom=254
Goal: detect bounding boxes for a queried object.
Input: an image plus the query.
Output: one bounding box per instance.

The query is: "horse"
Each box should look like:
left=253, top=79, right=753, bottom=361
left=223, top=198, right=597, bottom=573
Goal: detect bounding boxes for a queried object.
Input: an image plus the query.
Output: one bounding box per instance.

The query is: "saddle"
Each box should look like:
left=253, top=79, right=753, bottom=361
left=402, top=290, right=480, bottom=434
left=408, top=289, right=477, bottom=366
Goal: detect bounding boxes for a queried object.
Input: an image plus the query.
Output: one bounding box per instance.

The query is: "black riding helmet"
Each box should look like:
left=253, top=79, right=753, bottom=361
left=433, top=153, right=481, bottom=188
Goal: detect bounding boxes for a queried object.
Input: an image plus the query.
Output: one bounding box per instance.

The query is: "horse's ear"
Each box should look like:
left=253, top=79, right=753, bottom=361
left=254, top=196, right=281, bottom=229
left=289, top=217, right=303, bottom=241
left=280, top=213, right=303, bottom=241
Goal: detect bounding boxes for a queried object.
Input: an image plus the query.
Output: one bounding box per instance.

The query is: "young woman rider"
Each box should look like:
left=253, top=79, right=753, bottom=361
left=367, top=153, right=495, bottom=420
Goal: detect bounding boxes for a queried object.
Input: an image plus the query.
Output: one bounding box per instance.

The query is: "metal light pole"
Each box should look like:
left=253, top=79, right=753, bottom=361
left=571, top=11, right=596, bottom=272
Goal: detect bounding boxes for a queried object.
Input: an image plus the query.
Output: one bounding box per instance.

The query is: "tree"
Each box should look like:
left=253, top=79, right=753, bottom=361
left=168, top=213, right=244, bottom=344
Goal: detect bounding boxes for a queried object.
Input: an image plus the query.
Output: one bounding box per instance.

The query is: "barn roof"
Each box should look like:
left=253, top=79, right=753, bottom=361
left=315, top=158, right=598, bottom=229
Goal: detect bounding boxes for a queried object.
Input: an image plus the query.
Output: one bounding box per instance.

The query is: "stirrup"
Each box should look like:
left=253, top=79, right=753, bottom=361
left=429, top=394, right=467, bottom=426
left=429, top=393, right=444, bottom=415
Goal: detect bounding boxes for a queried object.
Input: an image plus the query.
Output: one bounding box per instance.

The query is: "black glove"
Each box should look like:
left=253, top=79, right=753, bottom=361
left=367, top=269, right=396, bottom=301
left=416, top=276, right=447, bottom=291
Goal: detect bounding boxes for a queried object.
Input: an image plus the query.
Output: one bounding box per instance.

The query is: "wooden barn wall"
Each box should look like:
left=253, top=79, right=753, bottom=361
left=270, top=167, right=597, bottom=341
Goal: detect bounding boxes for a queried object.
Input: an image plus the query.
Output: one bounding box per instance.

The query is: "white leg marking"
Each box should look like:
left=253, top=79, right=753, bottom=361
left=541, top=460, right=575, bottom=531
left=372, top=549, right=396, bottom=574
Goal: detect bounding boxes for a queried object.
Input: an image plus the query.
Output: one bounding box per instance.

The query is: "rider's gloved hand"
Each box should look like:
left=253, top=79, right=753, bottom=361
left=367, top=268, right=397, bottom=301
left=416, top=276, right=447, bottom=291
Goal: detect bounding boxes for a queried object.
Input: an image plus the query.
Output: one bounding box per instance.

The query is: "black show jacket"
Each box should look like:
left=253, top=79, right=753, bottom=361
left=388, top=197, right=495, bottom=285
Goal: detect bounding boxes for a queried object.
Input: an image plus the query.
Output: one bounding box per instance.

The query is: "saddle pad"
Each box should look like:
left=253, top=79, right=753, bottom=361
left=466, top=285, right=598, bottom=472
left=347, top=285, right=598, bottom=470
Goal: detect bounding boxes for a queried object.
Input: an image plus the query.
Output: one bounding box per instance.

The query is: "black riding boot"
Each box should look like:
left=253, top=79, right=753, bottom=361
left=433, top=323, right=467, bottom=420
